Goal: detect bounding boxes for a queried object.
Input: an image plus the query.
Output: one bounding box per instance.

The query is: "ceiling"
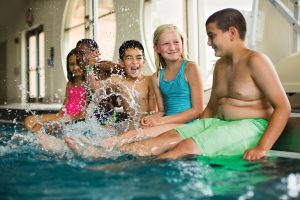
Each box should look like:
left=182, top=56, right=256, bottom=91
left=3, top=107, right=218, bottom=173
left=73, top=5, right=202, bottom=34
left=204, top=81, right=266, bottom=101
left=0, top=0, right=26, bottom=33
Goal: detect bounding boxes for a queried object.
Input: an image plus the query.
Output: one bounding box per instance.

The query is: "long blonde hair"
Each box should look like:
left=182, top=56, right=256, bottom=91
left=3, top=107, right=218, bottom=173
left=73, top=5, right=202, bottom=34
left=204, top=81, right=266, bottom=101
left=153, top=24, right=187, bottom=73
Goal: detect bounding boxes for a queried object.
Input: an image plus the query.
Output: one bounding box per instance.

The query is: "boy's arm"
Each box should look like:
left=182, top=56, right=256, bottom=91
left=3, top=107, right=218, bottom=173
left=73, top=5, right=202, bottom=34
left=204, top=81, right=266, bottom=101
left=243, top=52, right=291, bottom=160
left=200, top=61, right=220, bottom=119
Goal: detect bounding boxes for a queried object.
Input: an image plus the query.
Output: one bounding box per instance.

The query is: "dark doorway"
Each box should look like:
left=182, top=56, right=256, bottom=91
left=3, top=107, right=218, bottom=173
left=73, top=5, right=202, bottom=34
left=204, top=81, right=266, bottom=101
left=0, top=42, right=7, bottom=104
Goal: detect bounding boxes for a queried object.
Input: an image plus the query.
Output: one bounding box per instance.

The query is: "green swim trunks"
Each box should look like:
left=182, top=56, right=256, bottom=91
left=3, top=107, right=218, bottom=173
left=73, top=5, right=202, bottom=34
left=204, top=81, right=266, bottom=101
left=176, top=118, right=268, bottom=157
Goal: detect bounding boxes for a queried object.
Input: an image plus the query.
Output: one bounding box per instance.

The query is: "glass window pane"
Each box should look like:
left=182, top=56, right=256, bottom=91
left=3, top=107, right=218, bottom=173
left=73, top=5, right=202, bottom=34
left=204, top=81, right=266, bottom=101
left=203, top=0, right=254, bottom=88
left=29, top=36, right=37, bottom=98
left=69, top=0, right=85, bottom=28
left=143, top=0, right=186, bottom=69
left=39, top=32, right=45, bottom=98
left=98, top=0, right=116, bottom=60
left=68, top=25, right=86, bottom=51
left=99, top=0, right=114, bottom=15
left=97, top=13, right=116, bottom=60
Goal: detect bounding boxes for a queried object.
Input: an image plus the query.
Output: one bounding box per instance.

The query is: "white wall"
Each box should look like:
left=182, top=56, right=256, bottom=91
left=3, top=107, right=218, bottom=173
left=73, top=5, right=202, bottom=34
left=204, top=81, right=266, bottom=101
left=256, top=0, right=294, bottom=65
left=1, top=0, right=68, bottom=103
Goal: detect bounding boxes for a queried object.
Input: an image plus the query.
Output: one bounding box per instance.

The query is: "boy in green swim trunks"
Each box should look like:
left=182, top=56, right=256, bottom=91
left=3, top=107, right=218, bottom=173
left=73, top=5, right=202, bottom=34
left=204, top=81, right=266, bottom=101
left=116, top=8, right=291, bottom=161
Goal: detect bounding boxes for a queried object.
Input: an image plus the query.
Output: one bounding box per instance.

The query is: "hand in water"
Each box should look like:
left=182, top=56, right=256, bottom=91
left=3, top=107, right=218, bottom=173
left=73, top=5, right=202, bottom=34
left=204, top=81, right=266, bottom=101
left=243, top=147, right=267, bottom=161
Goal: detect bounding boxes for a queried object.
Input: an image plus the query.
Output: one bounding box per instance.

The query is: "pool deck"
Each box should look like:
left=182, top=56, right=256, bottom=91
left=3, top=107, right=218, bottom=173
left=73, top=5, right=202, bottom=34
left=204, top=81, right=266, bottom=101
left=0, top=103, right=300, bottom=156
left=0, top=103, right=61, bottom=124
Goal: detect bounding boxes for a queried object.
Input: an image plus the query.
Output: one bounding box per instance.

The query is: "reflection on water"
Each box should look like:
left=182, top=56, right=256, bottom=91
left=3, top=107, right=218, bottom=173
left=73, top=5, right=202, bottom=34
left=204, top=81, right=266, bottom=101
left=0, top=123, right=300, bottom=199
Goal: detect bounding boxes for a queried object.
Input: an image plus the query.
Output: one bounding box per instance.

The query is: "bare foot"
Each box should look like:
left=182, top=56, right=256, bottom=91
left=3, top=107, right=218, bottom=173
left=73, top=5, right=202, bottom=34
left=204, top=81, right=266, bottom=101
left=35, top=132, right=65, bottom=154
left=64, top=136, right=106, bottom=159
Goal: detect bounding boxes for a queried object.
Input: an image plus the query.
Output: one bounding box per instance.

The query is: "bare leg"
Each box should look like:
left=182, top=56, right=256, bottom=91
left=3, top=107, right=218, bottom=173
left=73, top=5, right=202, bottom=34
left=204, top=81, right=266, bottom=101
left=157, top=138, right=201, bottom=159
left=101, top=124, right=182, bottom=148
left=24, top=113, right=61, bottom=132
left=119, top=129, right=183, bottom=157
left=35, top=132, right=66, bottom=154
left=24, top=115, right=38, bottom=130
left=32, top=123, right=42, bottom=133
left=64, top=136, right=106, bottom=158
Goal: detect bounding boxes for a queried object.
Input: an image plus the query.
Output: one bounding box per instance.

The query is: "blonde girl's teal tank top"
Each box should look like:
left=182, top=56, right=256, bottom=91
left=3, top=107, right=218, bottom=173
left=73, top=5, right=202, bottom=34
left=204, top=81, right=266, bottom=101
left=159, top=60, right=192, bottom=116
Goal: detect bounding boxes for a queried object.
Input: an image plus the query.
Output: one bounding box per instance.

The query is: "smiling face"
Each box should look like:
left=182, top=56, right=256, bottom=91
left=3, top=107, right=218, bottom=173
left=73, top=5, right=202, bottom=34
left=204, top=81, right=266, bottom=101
left=155, top=29, right=183, bottom=62
left=120, top=48, right=145, bottom=79
left=68, top=54, right=84, bottom=77
left=206, top=22, right=231, bottom=57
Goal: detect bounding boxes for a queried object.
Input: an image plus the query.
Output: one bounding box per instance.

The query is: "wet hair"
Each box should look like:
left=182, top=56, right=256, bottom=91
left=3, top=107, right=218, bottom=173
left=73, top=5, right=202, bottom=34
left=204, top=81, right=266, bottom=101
left=76, top=38, right=99, bottom=52
left=153, top=24, right=187, bottom=72
left=206, top=8, right=247, bottom=40
left=66, top=48, right=86, bottom=83
left=119, top=40, right=145, bottom=60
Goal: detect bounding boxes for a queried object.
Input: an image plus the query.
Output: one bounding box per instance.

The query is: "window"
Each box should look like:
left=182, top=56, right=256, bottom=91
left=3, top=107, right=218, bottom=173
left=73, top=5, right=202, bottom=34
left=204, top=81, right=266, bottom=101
left=188, top=0, right=254, bottom=90
left=143, top=0, right=186, bottom=72
left=63, top=0, right=116, bottom=79
left=97, top=0, right=116, bottom=60
left=26, top=25, right=45, bottom=102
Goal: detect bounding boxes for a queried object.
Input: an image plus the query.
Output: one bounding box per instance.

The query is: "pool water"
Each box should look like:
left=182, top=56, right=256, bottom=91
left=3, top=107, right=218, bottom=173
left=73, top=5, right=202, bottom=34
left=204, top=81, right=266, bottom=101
left=0, top=123, right=300, bottom=199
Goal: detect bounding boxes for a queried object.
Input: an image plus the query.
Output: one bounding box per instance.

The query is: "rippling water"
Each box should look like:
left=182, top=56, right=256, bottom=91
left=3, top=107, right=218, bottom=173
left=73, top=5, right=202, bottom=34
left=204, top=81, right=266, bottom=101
left=0, top=123, right=300, bottom=200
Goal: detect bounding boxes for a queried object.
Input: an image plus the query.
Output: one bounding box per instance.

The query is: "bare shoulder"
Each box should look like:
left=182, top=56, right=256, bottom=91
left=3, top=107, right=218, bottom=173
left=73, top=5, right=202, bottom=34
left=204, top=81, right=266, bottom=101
left=212, top=58, right=225, bottom=73
left=141, top=75, right=152, bottom=83
left=184, top=60, right=201, bottom=75
left=247, top=50, right=273, bottom=69
left=185, top=60, right=198, bottom=71
left=151, top=71, right=159, bottom=82
left=151, top=71, right=159, bottom=78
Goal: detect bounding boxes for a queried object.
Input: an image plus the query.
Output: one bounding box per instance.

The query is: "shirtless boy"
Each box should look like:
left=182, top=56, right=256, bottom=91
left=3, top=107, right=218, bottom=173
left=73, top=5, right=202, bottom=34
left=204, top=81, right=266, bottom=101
left=63, top=40, right=157, bottom=155
left=114, top=39, right=157, bottom=120
left=111, top=8, right=291, bottom=161
left=86, top=39, right=157, bottom=127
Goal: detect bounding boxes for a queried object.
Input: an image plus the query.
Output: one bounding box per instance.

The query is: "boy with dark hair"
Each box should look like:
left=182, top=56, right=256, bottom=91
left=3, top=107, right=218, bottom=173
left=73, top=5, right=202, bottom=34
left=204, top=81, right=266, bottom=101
left=64, top=40, right=158, bottom=156
left=108, top=8, right=290, bottom=161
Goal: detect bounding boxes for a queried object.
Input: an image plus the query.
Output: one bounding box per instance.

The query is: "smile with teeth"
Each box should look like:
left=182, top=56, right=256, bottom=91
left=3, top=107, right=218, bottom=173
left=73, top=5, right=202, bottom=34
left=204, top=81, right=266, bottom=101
left=131, top=67, right=139, bottom=74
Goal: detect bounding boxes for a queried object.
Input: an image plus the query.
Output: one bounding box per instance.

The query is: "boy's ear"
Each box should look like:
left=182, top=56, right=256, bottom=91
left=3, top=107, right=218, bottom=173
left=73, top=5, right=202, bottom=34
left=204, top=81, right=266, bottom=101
left=228, top=26, right=238, bottom=41
left=118, top=59, right=125, bottom=67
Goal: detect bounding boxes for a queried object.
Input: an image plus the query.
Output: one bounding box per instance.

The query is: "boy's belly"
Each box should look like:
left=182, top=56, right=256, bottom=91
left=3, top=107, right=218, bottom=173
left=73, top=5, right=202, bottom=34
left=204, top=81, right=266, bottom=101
left=216, top=98, right=273, bottom=120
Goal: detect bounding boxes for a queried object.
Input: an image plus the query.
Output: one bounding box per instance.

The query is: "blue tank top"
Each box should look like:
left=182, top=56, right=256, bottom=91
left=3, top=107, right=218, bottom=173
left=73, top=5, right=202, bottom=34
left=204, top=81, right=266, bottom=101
left=159, top=60, right=192, bottom=116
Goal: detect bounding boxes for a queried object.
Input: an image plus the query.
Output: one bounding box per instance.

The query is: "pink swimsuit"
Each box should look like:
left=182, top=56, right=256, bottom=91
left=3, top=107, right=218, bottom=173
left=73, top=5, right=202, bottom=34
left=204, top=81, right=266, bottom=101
left=65, top=84, right=86, bottom=116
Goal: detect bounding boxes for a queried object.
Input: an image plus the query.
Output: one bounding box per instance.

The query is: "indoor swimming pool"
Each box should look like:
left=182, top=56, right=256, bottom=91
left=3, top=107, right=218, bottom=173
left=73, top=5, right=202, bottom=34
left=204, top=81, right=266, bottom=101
left=0, top=122, right=300, bottom=199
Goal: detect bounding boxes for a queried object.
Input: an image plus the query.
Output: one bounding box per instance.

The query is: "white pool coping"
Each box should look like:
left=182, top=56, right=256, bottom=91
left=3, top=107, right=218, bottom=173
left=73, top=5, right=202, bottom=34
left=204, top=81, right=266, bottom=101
left=0, top=103, right=62, bottom=110
left=268, top=150, right=300, bottom=159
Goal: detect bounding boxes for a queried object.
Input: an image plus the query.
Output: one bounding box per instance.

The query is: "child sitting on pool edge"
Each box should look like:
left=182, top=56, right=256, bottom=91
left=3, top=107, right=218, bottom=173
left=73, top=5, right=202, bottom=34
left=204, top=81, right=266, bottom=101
left=36, top=40, right=157, bottom=154
left=24, top=48, right=88, bottom=133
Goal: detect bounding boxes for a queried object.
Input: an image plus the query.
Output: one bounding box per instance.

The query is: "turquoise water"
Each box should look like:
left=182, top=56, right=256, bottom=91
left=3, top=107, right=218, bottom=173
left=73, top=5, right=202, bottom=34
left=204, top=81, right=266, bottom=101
left=0, top=123, right=300, bottom=199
